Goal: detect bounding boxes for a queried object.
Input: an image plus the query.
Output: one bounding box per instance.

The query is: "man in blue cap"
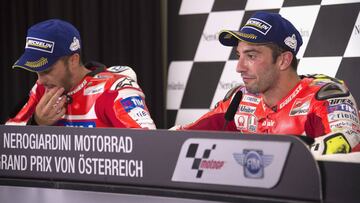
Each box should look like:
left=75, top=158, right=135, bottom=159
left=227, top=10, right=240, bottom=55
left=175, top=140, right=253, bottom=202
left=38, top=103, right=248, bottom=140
left=175, top=11, right=360, bottom=157
left=7, top=19, right=156, bottom=129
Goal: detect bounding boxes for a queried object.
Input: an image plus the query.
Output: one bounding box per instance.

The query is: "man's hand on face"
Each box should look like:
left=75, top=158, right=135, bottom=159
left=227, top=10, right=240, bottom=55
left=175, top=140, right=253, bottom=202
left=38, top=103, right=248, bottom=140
left=34, top=87, right=67, bottom=125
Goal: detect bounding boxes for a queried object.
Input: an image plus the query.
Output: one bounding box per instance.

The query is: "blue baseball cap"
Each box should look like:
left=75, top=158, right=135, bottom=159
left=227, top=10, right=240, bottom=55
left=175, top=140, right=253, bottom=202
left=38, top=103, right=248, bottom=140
left=13, top=19, right=81, bottom=72
left=219, top=11, right=303, bottom=55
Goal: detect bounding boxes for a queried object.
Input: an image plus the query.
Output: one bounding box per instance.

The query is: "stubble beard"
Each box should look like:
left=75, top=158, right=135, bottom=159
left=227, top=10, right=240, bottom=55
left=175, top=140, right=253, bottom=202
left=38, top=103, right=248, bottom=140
left=61, top=64, right=73, bottom=93
left=245, top=67, right=278, bottom=95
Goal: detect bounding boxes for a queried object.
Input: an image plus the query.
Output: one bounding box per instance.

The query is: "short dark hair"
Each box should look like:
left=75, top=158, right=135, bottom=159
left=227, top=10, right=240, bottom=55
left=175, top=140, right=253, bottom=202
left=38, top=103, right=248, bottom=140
left=265, top=43, right=298, bottom=71
left=59, top=53, right=83, bottom=66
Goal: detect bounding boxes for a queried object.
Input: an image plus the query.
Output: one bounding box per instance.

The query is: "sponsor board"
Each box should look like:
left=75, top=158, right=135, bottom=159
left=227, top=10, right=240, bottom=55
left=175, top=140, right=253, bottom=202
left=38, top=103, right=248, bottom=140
left=172, top=138, right=290, bottom=188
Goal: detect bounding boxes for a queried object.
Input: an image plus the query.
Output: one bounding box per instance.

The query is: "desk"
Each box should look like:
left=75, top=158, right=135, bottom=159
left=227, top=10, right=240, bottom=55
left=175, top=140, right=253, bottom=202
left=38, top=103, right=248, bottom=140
left=0, top=125, right=359, bottom=202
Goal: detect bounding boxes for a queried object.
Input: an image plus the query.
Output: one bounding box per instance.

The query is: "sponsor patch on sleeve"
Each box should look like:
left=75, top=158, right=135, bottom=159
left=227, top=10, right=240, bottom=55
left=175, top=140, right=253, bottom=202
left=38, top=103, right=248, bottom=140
left=120, top=96, right=145, bottom=112
left=113, top=77, right=139, bottom=90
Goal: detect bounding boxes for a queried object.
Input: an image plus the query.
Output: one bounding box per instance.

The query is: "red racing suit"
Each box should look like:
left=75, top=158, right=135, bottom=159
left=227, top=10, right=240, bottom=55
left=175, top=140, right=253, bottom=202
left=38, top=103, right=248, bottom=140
left=6, top=65, right=156, bottom=129
left=179, top=75, right=360, bottom=155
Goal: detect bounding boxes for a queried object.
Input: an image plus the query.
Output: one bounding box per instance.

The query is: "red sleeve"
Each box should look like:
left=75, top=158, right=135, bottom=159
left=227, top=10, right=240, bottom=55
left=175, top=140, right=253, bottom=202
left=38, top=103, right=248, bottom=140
left=6, top=84, right=44, bottom=125
left=182, top=99, right=237, bottom=131
left=304, top=97, right=331, bottom=138
left=304, top=112, right=326, bottom=139
left=94, top=91, right=126, bottom=127
left=95, top=90, right=156, bottom=129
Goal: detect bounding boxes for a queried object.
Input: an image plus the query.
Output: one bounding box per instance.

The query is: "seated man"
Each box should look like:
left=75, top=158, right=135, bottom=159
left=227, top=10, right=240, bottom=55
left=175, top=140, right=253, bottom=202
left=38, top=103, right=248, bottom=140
left=6, top=19, right=156, bottom=129
left=174, top=11, right=360, bottom=156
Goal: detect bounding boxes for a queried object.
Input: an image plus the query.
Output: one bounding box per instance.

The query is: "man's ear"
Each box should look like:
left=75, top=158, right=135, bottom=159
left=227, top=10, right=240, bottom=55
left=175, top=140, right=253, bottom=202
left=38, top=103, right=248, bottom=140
left=278, top=51, right=293, bottom=71
left=69, top=53, right=80, bottom=67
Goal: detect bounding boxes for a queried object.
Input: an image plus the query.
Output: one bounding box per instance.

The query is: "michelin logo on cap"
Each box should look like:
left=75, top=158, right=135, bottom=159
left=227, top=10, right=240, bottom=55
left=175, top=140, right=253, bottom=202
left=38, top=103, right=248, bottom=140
left=26, top=37, right=55, bottom=53
left=243, top=18, right=272, bottom=35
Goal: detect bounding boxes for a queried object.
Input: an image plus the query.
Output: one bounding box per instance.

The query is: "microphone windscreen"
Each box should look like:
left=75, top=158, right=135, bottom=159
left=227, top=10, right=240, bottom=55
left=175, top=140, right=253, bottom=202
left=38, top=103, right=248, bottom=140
left=224, top=91, right=243, bottom=122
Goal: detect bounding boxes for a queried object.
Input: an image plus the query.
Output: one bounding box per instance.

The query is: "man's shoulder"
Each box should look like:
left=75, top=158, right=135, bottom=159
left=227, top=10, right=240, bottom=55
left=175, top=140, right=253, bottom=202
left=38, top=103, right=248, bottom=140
left=84, top=61, right=138, bottom=82
left=302, top=74, right=344, bottom=86
left=301, top=74, right=350, bottom=100
left=94, top=66, right=143, bottom=93
left=103, top=66, right=138, bottom=82
left=91, top=66, right=136, bottom=79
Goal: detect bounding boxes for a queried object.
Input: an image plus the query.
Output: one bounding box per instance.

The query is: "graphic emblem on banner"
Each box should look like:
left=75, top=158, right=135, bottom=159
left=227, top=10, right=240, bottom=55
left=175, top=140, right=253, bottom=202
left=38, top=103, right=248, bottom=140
left=185, top=143, right=224, bottom=178
left=233, top=149, right=273, bottom=179
left=172, top=138, right=290, bottom=188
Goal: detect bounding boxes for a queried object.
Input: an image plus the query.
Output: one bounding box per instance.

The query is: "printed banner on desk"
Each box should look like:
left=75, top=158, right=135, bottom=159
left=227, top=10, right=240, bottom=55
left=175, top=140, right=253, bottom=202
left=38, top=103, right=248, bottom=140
left=0, top=130, right=144, bottom=179
left=172, top=138, right=291, bottom=188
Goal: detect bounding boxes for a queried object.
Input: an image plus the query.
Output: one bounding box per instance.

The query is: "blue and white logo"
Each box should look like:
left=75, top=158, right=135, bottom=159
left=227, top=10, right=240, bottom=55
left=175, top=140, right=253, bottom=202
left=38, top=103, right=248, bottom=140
left=26, top=37, right=55, bottom=53
left=121, top=96, right=145, bottom=112
left=233, top=149, right=273, bottom=179
left=57, top=120, right=96, bottom=128
left=243, top=18, right=272, bottom=35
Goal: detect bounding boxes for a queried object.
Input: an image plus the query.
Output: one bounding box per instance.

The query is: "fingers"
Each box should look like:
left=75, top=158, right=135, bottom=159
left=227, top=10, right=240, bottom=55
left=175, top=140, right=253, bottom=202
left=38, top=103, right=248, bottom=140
left=43, top=87, right=65, bottom=111
left=34, top=87, right=67, bottom=125
left=52, top=104, right=67, bottom=121
left=37, top=87, right=63, bottom=108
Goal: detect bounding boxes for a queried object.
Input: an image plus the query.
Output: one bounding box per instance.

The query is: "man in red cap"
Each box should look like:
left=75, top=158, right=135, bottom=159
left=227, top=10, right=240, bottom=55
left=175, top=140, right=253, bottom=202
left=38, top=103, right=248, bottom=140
left=175, top=11, right=360, bottom=156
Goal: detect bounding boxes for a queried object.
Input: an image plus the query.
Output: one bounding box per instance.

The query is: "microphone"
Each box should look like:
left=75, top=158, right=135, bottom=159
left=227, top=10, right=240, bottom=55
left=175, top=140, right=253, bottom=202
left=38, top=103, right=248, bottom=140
left=223, top=91, right=243, bottom=130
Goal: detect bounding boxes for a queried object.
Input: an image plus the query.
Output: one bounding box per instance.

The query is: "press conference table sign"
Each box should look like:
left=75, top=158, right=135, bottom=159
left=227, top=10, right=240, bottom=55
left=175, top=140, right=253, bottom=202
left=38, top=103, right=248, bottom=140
left=0, top=125, right=321, bottom=202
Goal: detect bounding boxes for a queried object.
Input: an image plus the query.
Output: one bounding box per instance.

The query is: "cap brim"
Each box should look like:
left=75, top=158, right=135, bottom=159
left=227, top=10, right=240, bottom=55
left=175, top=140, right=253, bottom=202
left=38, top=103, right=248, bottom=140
left=12, top=50, right=59, bottom=72
left=218, top=30, right=241, bottom=46
left=219, top=29, right=269, bottom=47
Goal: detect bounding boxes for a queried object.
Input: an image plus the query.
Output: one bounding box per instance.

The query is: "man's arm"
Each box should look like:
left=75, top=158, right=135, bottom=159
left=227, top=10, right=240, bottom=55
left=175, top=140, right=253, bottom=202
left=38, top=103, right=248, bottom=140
left=5, top=84, right=40, bottom=125
left=95, top=67, right=156, bottom=129
left=307, top=80, right=360, bottom=156
left=172, top=86, right=242, bottom=131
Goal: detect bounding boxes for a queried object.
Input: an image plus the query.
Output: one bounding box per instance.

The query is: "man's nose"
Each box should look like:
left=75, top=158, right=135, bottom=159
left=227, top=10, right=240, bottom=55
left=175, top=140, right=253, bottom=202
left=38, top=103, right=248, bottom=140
left=36, top=73, right=46, bottom=85
left=236, top=56, right=246, bottom=73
